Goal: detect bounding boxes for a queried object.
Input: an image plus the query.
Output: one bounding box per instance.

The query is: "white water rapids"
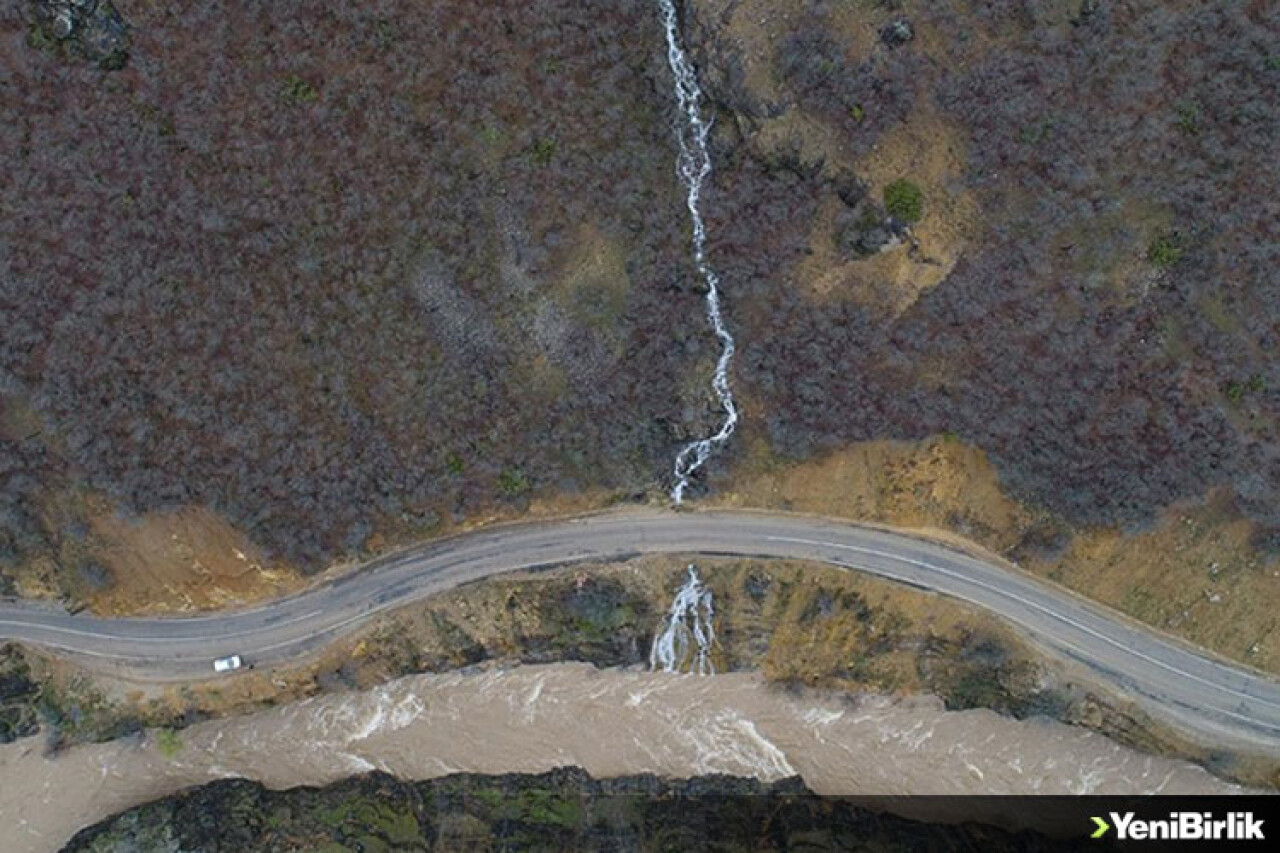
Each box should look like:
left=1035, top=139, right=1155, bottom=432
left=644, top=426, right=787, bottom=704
left=658, top=0, right=739, bottom=504
left=0, top=664, right=1247, bottom=853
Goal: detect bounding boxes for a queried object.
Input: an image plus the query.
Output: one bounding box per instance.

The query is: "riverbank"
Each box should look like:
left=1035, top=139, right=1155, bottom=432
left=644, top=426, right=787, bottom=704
left=63, top=767, right=1108, bottom=853
left=64, top=765, right=1153, bottom=853
left=6, top=557, right=1277, bottom=789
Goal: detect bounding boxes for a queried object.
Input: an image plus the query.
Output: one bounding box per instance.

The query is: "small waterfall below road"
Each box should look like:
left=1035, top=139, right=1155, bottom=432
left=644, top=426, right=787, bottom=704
left=650, top=565, right=716, bottom=674
left=657, top=0, right=739, bottom=504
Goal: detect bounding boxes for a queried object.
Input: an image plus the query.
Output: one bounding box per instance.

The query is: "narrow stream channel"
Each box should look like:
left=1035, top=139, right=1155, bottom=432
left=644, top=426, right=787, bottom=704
left=658, top=0, right=739, bottom=503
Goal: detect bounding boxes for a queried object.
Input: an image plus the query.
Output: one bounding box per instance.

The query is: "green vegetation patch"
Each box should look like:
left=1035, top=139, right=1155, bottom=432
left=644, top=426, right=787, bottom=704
left=883, top=179, right=924, bottom=223
left=528, top=137, right=557, bottom=166
left=0, top=644, right=41, bottom=744
left=1017, top=116, right=1055, bottom=145
left=921, top=629, right=1054, bottom=718
left=317, top=794, right=421, bottom=845
left=1223, top=374, right=1265, bottom=405
left=25, top=1, right=130, bottom=70
left=512, top=789, right=584, bottom=827
left=1174, top=101, right=1201, bottom=135
left=520, top=576, right=652, bottom=668
left=497, top=467, right=531, bottom=498
left=155, top=728, right=183, bottom=758
left=1147, top=233, right=1183, bottom=268
left=280, top=75, right=320, bottom=105
left=37, top=674, right=151, bottom=748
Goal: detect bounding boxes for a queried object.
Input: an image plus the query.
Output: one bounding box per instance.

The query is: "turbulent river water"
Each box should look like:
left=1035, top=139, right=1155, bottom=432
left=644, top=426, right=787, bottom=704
left=659, top=0, right=739, bottom=503
left=0, top=663, right=1244, bottom=852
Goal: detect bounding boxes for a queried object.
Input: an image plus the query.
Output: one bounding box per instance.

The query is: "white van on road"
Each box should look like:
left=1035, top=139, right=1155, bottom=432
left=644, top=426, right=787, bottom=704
left=212, top=654, right=243, bottom=673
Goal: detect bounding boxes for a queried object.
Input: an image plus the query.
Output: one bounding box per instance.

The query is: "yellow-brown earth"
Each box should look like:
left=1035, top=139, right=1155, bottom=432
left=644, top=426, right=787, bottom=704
left=715, top=434, right=1280, bottom=674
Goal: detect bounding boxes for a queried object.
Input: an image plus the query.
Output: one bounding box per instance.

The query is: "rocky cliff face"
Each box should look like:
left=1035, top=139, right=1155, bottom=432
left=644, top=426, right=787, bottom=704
left=62, top=767, right=1099, bottom=852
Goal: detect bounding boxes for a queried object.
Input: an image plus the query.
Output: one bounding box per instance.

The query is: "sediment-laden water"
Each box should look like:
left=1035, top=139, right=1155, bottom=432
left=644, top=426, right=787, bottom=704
left=0, top=663, right=1243, bottom=853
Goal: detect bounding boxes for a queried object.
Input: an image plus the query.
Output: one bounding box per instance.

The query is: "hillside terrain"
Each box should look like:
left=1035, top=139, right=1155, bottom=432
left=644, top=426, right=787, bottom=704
left=2, top=3, right=1278, bottom=659
left=2, top=0, right=704, bottom=598
left=685, top=0, right=1280, bottom=666
left=4, top=4, right=1278, bottom=850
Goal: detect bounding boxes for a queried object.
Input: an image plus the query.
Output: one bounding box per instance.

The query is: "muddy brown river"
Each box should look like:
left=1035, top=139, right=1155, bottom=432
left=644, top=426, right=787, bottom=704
left=0, top=663, right=1243, bottom=852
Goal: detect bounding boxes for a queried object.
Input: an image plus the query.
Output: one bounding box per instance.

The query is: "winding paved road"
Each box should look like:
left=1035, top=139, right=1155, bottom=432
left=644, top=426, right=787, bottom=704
left=2, top=509, right=1279, bottom=750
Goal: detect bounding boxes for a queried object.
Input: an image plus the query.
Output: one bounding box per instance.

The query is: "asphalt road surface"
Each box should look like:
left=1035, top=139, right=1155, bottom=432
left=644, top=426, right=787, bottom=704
left=2, top=509, right=1278, bottom=750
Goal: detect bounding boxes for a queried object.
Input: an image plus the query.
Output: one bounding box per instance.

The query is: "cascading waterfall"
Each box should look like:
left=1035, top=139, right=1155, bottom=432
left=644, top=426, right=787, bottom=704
left=658, top=0, right=739, bottom=505
left=650, top=564, right=715, bottom=674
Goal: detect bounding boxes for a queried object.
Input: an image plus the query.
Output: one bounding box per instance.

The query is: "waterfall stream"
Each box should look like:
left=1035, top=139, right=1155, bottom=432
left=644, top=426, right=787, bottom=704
left=650, top=564, right=716, bottom=674
left=657, top=0, right=739, bottom=504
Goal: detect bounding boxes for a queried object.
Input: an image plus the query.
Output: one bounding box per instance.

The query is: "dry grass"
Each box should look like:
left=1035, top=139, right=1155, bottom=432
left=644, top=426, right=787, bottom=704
left=695, top=0, right=833, bottom=107
left=842, top=99, right=980, bottom=308
left=1051, top=495, right=1280, bottom=671
left=719, top=433, right=1030, bottom=550
left=551, top=224, right=631, bottom=336
left=715, top=434, right=1280, bottom=673
left=695, top=0, right=978, bottom=315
